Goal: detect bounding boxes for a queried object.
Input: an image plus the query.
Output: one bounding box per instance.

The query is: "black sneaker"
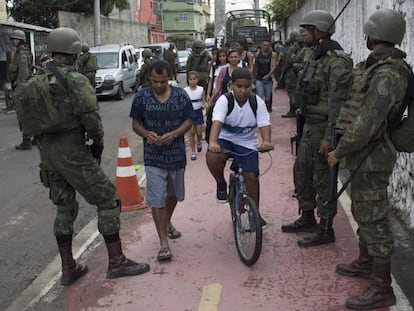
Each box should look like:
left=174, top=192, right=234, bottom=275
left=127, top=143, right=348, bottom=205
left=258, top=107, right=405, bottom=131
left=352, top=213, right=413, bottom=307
left=216, top=182, right=228, bottom=204
left=260, top=217, right=268, bottom=230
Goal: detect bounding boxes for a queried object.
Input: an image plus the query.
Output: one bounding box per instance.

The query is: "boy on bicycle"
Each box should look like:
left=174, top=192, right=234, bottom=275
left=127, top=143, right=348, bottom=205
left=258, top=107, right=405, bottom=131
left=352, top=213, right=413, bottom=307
left=206, top=67, right=273, bottom=228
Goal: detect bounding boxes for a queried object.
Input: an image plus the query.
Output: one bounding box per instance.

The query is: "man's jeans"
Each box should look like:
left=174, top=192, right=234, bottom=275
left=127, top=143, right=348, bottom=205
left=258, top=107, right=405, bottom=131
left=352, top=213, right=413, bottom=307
left=255, top=79, right=273, bottom=101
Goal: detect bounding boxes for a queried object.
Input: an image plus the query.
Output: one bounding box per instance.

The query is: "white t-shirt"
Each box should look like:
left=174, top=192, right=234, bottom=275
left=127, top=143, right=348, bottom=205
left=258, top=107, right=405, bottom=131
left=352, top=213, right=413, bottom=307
left=212, top=92, right=270, bottom=150
left=209, top=64, right=228, bottom=89
left=184, top=85, right=204, bottom=110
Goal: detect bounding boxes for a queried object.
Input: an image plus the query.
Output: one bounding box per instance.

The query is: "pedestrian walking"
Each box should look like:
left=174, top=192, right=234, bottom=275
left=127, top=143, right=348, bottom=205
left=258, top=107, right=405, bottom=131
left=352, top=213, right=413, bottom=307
left=206, top=48, right=228, bottom=103
left=8, top=29, right=34, bottom=150
left=184, top=71, right=206, bottom=161
left=206, top=67, right=273, bottom=228
left=130, top=60, right=194, bottom=261
left=281, top=10, right=353, bottom=247
left=25, top=27, right=150, bottom=285
left=327, top=9, right=409, bottom=310
left=252, top=39, right=278, bottom=112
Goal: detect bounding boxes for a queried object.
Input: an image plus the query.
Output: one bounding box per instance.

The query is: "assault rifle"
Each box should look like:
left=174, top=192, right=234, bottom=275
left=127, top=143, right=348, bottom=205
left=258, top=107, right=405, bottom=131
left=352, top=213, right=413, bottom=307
left=323, top=125, right=340, bottom=235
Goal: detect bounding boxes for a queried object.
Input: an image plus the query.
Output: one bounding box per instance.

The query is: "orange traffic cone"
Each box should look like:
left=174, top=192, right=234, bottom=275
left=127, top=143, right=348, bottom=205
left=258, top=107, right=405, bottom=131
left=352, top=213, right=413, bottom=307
left=115, top=136, right=146, bottom=211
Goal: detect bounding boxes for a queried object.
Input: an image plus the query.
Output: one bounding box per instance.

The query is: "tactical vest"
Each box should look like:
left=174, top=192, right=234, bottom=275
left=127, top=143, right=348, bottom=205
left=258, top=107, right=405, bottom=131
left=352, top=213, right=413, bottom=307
left=300, top=50, right=352, bottom=119
left=335, top=61, right=366, bottom=134
left=336, top=57, right=411, bottom=142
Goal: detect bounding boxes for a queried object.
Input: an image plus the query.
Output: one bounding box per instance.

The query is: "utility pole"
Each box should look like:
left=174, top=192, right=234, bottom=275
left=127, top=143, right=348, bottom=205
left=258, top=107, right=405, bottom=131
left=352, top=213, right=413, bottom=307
left=214, top=0, right=226, bottom=47
left=94, top=0, right=101, bottom=45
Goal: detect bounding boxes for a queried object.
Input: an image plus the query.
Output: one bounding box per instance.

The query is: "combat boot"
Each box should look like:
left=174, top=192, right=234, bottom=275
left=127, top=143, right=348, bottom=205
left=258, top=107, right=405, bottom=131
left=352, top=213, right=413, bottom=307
left=106, top=240, right=150, bottom=279
left=15, top=136, right=32, bottom=150
left=281, top=210, right=317, bottom=233
left=336, top=244, right=374, bottom=280
left=345, top=262, right=396, bottom=310
left=58, top=240, right=88, bottom=286
left=297, top=217, right=335, bottom=247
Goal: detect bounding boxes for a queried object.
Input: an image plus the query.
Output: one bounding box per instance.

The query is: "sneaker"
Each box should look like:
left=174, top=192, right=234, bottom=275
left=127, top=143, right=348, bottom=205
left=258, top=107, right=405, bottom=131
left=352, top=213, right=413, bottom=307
left=260, top=217, right=268, bottom=230
left=197, top=142, right=202, bottom=152
left=191, top=152, right=197, bottom=161
left=216, top=182, right=228, bottom=204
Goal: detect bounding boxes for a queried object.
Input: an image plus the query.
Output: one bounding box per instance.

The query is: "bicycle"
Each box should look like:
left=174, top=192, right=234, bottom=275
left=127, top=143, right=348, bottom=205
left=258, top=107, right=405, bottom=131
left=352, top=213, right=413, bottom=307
left=222, top=147, right=273, bottom=266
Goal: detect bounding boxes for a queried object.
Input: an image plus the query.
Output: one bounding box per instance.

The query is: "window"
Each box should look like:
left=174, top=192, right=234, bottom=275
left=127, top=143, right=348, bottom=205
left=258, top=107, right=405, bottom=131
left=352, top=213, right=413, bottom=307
left=175, top=14, right=188, bottom=22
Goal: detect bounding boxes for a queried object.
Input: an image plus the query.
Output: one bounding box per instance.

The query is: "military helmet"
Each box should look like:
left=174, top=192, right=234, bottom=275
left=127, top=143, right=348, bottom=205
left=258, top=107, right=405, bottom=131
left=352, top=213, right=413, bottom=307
left=363, top=8, right=405, bottom=45
left=10, top=29, right=26, bottom=42
left=289, top=31, right=300, bottom=42
left=47, top=27, right=82, bottom=54
left=142, top=48, right=152, bottom=58
left=81, top=44, right=89, bottom=52
left=300, top=10, right=335, bottom=34
left=192, top=40, right=205, bottom=49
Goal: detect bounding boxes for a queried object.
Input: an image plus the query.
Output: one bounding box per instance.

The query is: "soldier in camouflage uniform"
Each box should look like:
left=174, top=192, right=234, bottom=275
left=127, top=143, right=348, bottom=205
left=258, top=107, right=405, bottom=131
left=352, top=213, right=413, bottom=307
left=281, top=10, right=353, bottom=247
left=8, top=29, right=34, bottom=150
left=77, top=44, right=97, bottom=86
left=327, top=9, right=408, bottom=309
left=280, top=31, right=301, bottom=118
left=186, top=40, right=211, bottom=91
left=37, top=27, right=150, bottom=285
left=163, top=43, right=178, bottom=80
left=137, top=48, right=153, bottom=89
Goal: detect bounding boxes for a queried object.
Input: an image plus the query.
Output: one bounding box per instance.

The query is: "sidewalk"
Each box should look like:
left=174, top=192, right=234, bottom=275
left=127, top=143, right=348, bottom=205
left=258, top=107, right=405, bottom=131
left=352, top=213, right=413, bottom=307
left=16, top=90, right=411, bottom=311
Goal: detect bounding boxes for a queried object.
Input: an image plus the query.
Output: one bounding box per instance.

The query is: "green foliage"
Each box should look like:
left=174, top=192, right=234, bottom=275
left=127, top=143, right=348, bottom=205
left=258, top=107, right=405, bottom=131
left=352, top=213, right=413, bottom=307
left=7, top=0, right=129, bottom=28
left=265, top=0, right=292, bottom=23
left=205, top=22, right=215, bottom=38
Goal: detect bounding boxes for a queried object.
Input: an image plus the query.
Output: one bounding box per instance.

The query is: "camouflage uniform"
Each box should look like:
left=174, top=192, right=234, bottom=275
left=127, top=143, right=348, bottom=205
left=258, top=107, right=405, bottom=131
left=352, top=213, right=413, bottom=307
left=294, top=46, right=353, bottom=222
left=282, top=10, right=353, bottom=248
left=36, top=27, right=149, bottom=286
left=9, top=35, right=34, bottom=149
left=281, top=35, right=301, bottom=115
left=334, top=48, right=410, bottom=261
left=37, top=63, right=120, bottom=237
left=163, top=45, right=177, bottom=80
left=139, top=58, right=152, bottom=88
left=8, top=45, right=33, bottom=89
left=186, top=41, right=211, bottom=90
left=77, top=50, right=97, bottom=86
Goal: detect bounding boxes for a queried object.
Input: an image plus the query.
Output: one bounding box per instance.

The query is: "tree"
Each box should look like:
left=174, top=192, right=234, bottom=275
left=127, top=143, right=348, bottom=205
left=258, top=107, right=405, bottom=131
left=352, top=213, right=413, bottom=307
left=265, top=0, right=292, bottom=23
left=7, top=0, right=129, bottom=28
left=204, top=22, right=214, bottom=38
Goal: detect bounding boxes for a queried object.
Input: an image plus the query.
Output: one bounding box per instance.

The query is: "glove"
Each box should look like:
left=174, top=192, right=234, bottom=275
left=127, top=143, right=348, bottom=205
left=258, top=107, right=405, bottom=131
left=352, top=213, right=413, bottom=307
left=90, top=143, right=104, bottom=164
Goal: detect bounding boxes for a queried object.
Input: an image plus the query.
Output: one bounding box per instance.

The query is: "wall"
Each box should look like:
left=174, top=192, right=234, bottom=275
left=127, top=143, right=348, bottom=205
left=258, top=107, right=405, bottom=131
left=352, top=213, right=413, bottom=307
left=58, top=11, right=149, bottom=48
left=285, top=0, right=414, bottom=231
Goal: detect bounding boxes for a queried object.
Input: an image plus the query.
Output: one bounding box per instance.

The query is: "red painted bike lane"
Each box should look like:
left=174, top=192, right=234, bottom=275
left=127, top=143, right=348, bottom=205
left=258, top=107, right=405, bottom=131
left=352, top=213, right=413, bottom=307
left=27, top=90, right=394, bottom=311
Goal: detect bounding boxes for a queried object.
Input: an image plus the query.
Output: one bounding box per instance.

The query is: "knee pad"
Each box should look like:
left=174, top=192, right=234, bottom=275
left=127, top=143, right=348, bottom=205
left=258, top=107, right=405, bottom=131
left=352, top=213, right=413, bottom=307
left=97, top=196, right=121, bottom=235
left=54, top=201, right=79, bottom=237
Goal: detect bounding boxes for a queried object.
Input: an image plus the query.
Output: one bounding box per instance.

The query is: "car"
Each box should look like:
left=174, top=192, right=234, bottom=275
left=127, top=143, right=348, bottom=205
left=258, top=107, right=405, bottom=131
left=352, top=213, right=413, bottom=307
left=90, top=43, right=139, bottom=100
left=177, top=50, right=190, bottom=72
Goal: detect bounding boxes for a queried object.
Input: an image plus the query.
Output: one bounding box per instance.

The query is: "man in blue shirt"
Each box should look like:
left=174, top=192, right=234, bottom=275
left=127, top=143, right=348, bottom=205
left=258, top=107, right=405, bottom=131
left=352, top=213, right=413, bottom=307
left=130, top=60, right=193, bottom=261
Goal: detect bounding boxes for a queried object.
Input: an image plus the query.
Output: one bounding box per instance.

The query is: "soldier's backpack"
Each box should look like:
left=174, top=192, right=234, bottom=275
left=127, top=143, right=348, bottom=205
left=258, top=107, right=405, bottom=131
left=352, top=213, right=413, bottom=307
left=205, top=92, right=258, bottom=144
left=389, top=73, right=414, bottom=153
left=13, top=63, right=67, bottom=136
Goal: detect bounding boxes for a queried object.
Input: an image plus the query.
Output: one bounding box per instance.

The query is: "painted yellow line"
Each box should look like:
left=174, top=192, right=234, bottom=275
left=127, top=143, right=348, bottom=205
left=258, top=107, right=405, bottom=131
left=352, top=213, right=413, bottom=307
left=198, top=283, right=222, bottom=311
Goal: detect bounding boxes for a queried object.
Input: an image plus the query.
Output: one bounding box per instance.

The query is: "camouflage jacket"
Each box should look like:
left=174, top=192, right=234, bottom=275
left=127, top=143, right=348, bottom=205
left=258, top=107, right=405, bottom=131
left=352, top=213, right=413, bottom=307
left=8, top=45, right=33, bottom=89
left=334, top=47, right=410, bottom=172
left=77, top=52, right=97, bottom=74
left=53, top=64, right=104, bottom=144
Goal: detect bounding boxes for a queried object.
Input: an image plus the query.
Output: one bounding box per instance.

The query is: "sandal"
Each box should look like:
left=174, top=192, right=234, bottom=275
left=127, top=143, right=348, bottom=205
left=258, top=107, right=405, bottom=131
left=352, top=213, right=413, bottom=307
left=167, top=226, right=182, bottom=239
left=157, top=247, right=172, bottom=261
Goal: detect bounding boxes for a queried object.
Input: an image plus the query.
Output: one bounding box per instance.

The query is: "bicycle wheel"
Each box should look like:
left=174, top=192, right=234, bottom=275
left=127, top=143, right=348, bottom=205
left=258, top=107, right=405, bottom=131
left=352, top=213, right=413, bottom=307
left=233, top=194, right=262, bottom=266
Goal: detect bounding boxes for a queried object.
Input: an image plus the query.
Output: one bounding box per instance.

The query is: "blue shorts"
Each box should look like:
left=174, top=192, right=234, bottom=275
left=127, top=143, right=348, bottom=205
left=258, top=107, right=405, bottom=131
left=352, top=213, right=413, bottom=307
left=145, top=166, right=185, bottom=208
left=218, top=139, right=259, bottom=175
left=191, top=108, right=204, bottom=125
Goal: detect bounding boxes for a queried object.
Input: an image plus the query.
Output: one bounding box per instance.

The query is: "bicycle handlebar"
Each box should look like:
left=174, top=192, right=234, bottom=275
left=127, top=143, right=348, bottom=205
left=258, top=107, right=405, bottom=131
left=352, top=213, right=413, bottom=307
left=221, top=146, right=274, bottom=157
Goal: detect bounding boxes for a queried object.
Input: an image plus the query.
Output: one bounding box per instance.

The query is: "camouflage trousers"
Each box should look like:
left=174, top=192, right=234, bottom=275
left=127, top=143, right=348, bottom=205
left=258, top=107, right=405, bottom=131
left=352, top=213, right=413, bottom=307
left=350, top=170, right=394, bottom=262
left=293, top=122, right=332, bottom=218
left=38, top=137, right=121, bottom=237
left=285, top=68, right=297, bottom=109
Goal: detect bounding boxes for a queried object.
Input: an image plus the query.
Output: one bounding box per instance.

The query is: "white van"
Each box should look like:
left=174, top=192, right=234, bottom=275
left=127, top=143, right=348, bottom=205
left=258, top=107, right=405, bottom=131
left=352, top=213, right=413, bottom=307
left=90, top=43, right=139, bottom=100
